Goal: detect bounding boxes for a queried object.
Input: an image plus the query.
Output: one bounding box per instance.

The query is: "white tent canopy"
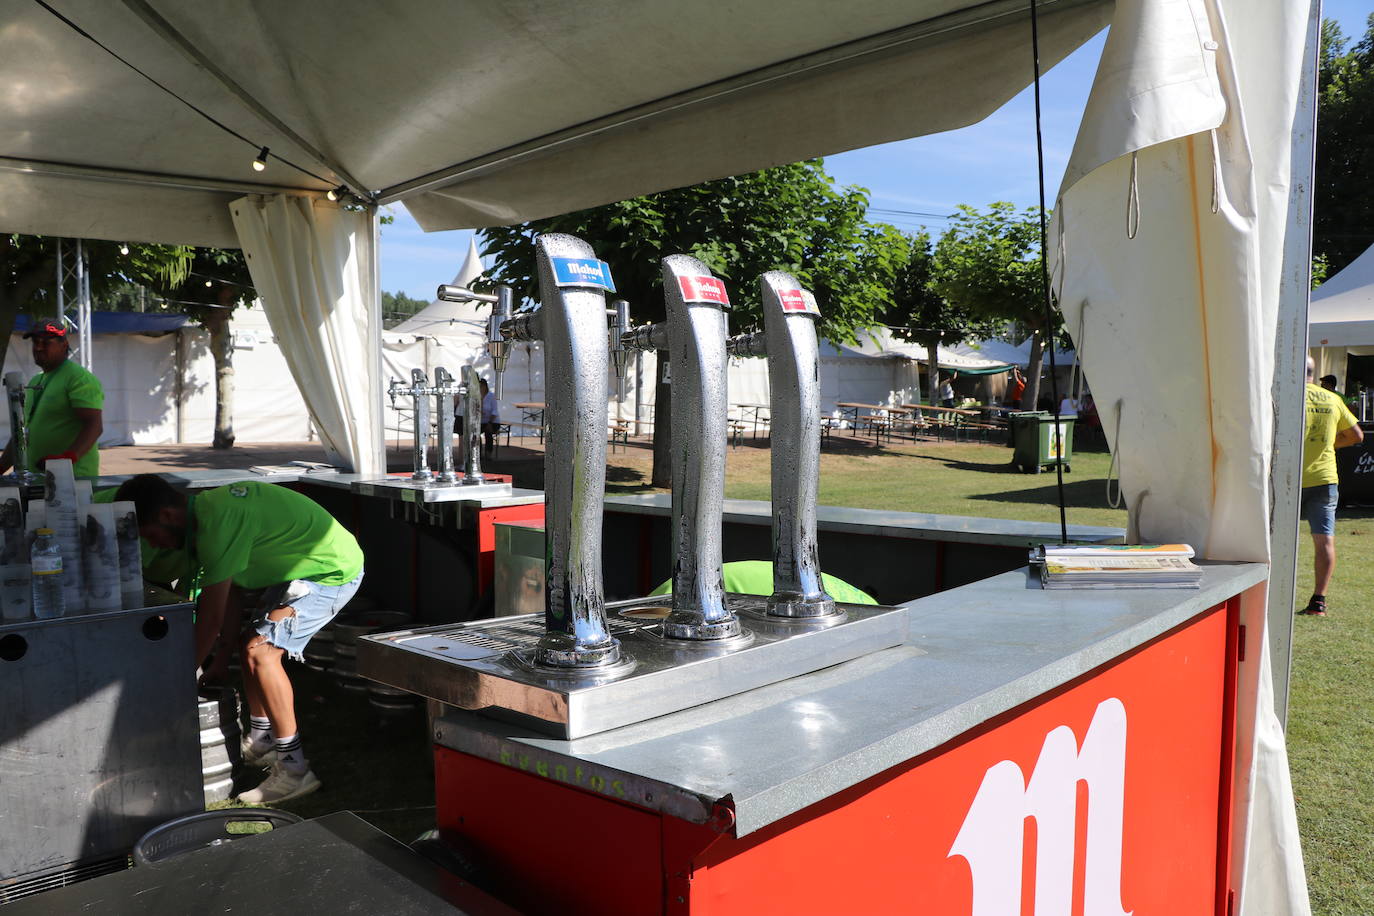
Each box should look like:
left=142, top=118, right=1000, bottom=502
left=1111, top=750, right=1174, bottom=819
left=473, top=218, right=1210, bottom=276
left=1310, top=242, right=1374, bottom=347
left=1309, top=243, right=1374, bottom=388
left=1, top=0, right=1111, bottom=247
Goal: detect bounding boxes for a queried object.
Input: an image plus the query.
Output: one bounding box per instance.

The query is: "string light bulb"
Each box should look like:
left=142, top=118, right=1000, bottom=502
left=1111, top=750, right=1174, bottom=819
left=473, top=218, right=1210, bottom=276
left=326, top=188, right=338, bottom=201
left=119, top=243, right=129, bottom=255
left=205, top=279, right=213, bottom=287
left=252, top=146, right=269, bottom=171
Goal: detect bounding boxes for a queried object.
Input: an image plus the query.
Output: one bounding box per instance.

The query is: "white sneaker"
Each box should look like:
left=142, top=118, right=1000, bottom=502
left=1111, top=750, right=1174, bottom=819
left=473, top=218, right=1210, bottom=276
left=239, top=737, right=277, bottom=767
left=236, top=764, right=320, bottom=804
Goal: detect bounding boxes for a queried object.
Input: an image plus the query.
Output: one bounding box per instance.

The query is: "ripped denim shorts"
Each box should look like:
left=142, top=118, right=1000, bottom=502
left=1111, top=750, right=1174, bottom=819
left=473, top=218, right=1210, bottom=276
left=251, top=570, right=364, bottom=661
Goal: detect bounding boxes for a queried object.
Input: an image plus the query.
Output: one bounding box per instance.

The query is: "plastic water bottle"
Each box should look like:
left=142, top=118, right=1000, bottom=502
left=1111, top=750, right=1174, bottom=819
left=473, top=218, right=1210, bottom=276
left=30, top=528, right=64, bottom=619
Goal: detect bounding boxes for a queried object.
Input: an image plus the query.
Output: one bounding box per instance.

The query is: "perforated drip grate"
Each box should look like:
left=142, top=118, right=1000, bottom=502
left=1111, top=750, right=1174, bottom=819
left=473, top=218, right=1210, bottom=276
left=435, top=615, right=646, bottom=652
left=0, top=854, right=130, bottom=904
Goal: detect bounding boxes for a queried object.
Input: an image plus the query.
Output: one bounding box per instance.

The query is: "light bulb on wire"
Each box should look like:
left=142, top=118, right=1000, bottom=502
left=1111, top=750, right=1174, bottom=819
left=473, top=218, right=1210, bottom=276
left=119, top=243, right=129, bottom=255
left=252, top=147, right=269, bottom=171
left=205, top=279, right=213, bottom=288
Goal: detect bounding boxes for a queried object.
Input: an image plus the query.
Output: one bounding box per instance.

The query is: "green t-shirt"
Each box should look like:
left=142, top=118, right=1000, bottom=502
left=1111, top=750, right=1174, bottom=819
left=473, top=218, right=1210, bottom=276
left=192, top=481, right=363, bottom=589
left=650, top=559, right=877, bottom=605
left=1302, top=383, right=1359, bottom=488
left=25, top=359, right=104, bottom=478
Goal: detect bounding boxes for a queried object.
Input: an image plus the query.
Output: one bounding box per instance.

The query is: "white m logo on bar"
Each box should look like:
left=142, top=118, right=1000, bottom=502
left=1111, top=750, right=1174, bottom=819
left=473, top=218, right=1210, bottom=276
left=949, top=697, right=1132, bottom=916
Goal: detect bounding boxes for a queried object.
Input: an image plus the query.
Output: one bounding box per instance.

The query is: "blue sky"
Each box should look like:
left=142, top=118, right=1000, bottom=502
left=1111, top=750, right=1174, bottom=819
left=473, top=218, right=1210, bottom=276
left=380, top=2, right=1373, bottom=300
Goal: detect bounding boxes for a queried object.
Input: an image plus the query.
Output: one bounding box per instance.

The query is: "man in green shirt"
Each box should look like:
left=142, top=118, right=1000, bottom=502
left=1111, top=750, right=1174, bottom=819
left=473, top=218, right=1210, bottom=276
left=117, top=475, right=365, bottom=804
left=0, top=320, right=104, bottom=478
left=1299, top=357, right=1363, bottom=617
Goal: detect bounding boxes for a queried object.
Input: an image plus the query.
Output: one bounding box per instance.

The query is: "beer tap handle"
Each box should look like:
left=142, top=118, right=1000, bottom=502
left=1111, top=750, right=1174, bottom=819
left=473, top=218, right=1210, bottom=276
left=436, top=284, right=497, bottom=304
left=622, top=321, right=668, bottom=353
left=488, top=286, right=513, bottom=400
left=608, top=300, right=631, bottom=401
left=434, top=282, right=516, bottom=399
left=727, top=330, right=767, bottom=358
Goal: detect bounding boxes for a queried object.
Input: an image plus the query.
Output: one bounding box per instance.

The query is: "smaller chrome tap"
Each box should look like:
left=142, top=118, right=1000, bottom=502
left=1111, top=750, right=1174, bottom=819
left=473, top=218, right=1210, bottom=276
left=387, top=369, right=435, bottom=482
left=431, top=367, right=460, bottom=484
left=457, top=365, right=486, bottom=486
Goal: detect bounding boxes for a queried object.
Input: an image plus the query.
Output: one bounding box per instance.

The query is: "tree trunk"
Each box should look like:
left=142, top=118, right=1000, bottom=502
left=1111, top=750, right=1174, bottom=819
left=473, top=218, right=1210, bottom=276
left=926, top=342, right=940, bottom=405
left=205, top=312, right=235, bottom=449
left=651, top=357, right=671, bottom=488
left=1025, top=332, right=1045, bottom=411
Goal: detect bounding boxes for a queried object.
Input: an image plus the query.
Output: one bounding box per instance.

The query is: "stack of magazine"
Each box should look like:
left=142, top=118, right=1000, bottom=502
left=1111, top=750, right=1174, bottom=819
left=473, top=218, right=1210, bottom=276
left=1031, top=544, right=1202, bottom=590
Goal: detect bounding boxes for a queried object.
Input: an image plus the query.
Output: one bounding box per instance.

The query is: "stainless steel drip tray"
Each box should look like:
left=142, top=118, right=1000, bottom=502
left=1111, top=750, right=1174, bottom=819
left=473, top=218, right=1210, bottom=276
left=356, top=595, right=908, bottom=739
left=352, top=477, right=513, bottom=502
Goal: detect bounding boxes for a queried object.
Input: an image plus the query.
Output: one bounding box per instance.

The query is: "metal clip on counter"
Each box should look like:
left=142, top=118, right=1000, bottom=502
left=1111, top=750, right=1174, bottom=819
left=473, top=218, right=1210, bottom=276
left=358, top=245, right=905, bottom=739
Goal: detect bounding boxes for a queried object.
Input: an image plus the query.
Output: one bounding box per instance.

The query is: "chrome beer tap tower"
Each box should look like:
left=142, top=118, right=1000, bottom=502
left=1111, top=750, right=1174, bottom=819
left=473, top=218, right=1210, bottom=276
left=620, top=255, right=743, bottom=641
left=440, top=235, right=631, bottom=668
left=3, top=373, right=36, bottom=485
left=358, top=241, right=906, bottom=739
left=364, top=359, right=511, bottom=502
left=727, top=275, right=839, bottom=620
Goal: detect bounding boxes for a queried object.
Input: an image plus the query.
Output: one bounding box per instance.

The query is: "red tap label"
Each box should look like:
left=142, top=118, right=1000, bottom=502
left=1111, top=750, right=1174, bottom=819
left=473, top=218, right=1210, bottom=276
left=778, top=287, right=818, bottom=314
left=677, top=275, right=730, bottom=306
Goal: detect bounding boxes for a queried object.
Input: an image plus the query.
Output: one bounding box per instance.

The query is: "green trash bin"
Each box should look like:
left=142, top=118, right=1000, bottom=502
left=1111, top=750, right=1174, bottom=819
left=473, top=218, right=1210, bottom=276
left=1010, top=411, right=1074, bottom=473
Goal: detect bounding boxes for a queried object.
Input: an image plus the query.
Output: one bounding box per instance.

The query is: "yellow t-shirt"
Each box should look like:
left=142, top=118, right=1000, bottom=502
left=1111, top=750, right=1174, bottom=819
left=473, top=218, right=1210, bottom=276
left=1302, top=383, right=1358, bottom=488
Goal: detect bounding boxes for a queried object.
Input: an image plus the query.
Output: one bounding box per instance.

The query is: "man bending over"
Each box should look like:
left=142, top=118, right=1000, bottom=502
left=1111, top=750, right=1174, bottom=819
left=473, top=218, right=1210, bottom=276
left=117, top=475, right=364, bottom=803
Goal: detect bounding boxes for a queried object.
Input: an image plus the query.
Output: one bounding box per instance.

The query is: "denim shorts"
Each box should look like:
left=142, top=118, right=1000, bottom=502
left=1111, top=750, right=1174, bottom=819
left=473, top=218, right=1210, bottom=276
left=1300, top=484, right=1338, bottom=536
left=251, top=571, right=364, bottom=661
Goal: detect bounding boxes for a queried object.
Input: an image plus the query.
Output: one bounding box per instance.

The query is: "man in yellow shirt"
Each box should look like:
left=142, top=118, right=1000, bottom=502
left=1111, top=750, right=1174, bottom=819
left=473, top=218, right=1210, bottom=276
left=1299, top=358, right=1363, bottom=616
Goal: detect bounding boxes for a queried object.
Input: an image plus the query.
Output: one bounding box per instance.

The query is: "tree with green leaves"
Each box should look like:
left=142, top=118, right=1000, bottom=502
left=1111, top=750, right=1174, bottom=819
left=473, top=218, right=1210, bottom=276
left=931, top=203, right=1058, bottom=409
left=480, top=160, right=910, bottom=485
left=1315, top=15, right=1374, bottom=277
left=382, top=291, right=431, bottom=328
left=2, top=235, right=192, bottom=367
left=882, top=230, right=1002, bottom=404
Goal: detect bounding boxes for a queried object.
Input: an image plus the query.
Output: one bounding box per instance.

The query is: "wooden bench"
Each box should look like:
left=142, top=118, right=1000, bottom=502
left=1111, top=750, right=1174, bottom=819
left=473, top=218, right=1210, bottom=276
left=504, top=421, right=543, bottom=442
left=609, top=419, right=632, bottom=452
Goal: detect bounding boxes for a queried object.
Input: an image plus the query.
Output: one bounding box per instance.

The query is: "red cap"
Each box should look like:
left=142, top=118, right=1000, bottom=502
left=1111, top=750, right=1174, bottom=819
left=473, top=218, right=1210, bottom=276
left=23, top=321, right=68, bottom=340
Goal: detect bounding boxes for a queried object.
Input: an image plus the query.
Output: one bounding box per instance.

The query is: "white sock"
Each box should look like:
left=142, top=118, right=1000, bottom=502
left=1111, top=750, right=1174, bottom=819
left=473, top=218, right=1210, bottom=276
left=275, top=734, right=308, bottom=774
left=248, top=716, right=273, bottom=748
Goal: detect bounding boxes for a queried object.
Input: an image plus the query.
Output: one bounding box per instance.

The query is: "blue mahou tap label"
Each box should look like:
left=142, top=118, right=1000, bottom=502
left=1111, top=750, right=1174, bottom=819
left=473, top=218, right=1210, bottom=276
left=552, top=258, right=616, bottom=292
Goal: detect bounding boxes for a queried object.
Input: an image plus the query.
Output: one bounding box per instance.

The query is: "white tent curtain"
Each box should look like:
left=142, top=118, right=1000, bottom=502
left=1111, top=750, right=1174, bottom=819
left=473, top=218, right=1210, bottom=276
left=230, top=195, right=384, bottom=475
left=1050, top=0, right=1310, bottom=912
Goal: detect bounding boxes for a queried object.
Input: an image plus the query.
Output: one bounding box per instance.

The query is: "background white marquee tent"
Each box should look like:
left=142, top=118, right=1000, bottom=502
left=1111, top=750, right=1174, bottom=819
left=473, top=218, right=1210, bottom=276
left=0, top=1, right=1321, bottom=911
left=380, top=240, right=1014, bottom=429
left=1308, top=242, right=1374, bottom=388
left=0, top=307, right=311, bottom=448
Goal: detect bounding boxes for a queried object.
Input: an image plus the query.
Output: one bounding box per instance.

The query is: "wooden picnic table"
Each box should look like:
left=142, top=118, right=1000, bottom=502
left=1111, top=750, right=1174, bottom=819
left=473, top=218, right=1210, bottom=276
left=836, top=402, right=899, bottom=441
left=902, top=403, right=1005, bottom=442
left=732, top=403, right=770, bottom=439
left=905, top=403, right=980, bottom=418
left=513, top=402, right=547, bottom=442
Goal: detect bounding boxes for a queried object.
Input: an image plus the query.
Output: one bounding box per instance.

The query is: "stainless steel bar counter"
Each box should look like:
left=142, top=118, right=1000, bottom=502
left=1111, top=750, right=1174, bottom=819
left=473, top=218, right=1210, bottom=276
left=431, top=562, right=1264, bottom=835
left=424, top=561, right=1266, bottom=913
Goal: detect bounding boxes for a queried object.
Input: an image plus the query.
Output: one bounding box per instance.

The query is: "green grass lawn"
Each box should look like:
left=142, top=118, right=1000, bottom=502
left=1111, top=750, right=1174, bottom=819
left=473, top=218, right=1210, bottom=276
left=227, top=436, right=1362, bottom=908
left=1287, top=509, right=1374, bottom=914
